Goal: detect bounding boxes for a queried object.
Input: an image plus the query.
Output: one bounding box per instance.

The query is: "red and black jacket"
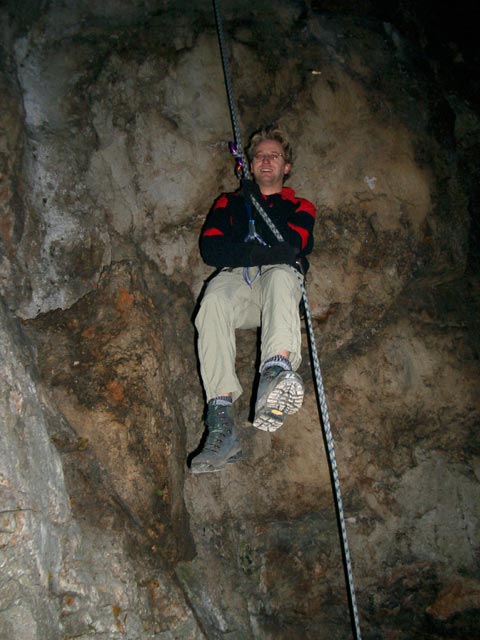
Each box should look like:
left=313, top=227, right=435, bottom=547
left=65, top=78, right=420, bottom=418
left=200, top=186, right=316, bottom=271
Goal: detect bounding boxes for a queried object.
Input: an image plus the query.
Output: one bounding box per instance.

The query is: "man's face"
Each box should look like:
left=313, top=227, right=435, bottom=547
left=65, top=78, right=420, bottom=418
left=250, top=139, right=291, bottom=195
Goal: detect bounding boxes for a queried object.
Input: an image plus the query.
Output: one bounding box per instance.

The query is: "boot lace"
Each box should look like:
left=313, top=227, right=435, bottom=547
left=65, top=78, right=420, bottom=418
left=204, top=429, right=226, bottom=453
left=205, top=406, right=232, bottom=452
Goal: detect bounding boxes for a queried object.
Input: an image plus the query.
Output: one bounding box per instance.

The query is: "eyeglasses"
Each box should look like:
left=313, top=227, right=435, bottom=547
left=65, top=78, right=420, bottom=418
left=253, top=151, right=285, bottom=162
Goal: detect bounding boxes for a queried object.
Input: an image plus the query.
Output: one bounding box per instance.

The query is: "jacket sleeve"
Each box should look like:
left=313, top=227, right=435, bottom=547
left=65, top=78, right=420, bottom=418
left=282, top=192, right=316, bottom=256
left=200, top=194, right=254, bottom=268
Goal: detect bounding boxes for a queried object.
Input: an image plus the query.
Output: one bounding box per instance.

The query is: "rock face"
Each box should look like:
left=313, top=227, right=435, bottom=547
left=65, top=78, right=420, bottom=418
left=1, top=1, right=479, bottom=639
left=0, top=298, right=204, bottom=639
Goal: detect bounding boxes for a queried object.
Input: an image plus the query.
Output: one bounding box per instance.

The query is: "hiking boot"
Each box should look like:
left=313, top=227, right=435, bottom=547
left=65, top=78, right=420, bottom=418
left=190, top=402, right=243, bottom=474
left=253, top=365, right=304, bottom=432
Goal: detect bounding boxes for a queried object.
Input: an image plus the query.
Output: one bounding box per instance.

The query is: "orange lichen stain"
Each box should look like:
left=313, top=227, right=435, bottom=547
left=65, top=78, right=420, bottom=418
left=76, top=437, right=89, bottom=451
left=117, top=287, right=134, bottom=313
left=112, top=605, right=127, bottom=633
left=427, top=580, right=480, bottom=620
left=63, top=595, right=75, bottom=607
left=0, top=180, right=12, bottom=201
left=81, top=325, right=96, bottom=339
left=106, top=380, right=125, bottom=404
left=0, top=214, right=13, bottom=255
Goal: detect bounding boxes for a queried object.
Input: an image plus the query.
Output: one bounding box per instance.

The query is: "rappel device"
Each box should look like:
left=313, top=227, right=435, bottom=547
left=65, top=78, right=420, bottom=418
left=243, top=199, right=268, bottom=287
left=212, top=1, right=363, bottom=638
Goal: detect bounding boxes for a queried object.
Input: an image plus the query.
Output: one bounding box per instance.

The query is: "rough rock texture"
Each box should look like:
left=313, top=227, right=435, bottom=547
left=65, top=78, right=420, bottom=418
left=0, top=1, right=479, bottom=639
left=27, top=259, right=197, bottom=564
left=0, top=298, right=204, bottom=639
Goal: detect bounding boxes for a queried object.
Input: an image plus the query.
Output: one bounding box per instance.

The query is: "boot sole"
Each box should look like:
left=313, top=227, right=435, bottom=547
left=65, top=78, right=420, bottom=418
left=253, top=371, right=304, bottom=432
left=190, top=448, right=243, bottom=474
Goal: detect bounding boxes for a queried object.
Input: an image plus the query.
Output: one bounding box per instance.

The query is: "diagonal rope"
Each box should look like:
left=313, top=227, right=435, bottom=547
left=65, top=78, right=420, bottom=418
left=212, top=1, right=362, bottom=638
left=250, top=195, right=363, bottom=640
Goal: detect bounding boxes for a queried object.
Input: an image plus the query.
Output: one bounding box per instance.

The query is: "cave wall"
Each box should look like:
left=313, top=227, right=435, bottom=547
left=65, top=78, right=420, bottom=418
left=0, top=295, right=204, bottom=639
left=0, top=1, right=479, bottom=639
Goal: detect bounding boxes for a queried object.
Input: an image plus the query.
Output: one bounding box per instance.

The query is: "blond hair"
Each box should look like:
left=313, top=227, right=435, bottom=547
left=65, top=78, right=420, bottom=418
left=247, top=125, right=293, bottom=165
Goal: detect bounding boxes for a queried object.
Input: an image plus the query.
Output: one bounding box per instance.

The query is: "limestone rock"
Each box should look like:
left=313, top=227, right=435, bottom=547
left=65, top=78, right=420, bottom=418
left=0, top=297, right=205, bottom=638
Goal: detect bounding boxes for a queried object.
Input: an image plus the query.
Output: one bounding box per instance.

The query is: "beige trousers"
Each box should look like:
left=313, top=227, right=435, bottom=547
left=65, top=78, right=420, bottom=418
left=195, top=265, right=303, bottom=402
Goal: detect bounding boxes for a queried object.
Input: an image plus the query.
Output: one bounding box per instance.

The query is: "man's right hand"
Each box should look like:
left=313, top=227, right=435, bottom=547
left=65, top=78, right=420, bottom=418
left=241, top=179, right=262, bottom=202
left=248, top=242, right=299, bottom=266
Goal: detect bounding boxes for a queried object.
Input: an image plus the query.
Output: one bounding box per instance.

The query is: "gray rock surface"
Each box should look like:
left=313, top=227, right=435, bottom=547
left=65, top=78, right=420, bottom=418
left=0, top=299, right=205, bottom=639
left=0, top=298, right=68, bottom=639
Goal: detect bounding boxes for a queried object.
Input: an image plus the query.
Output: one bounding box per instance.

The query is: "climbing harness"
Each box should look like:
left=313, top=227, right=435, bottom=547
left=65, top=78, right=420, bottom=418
left=243, top=199, right=268, bottom=287
left=244, top=201, right=267, bottom=246
left=212, top=2, right=363, bottom=639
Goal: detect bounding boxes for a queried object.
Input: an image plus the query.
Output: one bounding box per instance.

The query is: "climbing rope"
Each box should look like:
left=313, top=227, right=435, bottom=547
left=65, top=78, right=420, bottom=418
left=212, top=2, right=363, bottom=639
left=212, top=0, right=251, bottom=178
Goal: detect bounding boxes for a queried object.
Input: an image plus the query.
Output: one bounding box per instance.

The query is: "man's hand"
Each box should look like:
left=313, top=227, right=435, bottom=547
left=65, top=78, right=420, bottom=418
left=248, top=242, right=299, bottom=266
left=241, top=178, right=262, bottom=202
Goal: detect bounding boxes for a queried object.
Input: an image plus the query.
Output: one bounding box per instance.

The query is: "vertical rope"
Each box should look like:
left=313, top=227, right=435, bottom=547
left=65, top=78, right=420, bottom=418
left=212, top=1, right=362, bottom=637
left=212, top=0, right=251, bottom=180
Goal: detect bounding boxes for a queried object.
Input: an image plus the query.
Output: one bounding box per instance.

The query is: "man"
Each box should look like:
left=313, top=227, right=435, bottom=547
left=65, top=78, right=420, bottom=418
left=191, top=126, right=316, bottom=474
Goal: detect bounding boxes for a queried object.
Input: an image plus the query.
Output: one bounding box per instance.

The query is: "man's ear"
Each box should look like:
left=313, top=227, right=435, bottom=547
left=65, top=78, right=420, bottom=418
left=284, top=163, right=292, bottom=176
